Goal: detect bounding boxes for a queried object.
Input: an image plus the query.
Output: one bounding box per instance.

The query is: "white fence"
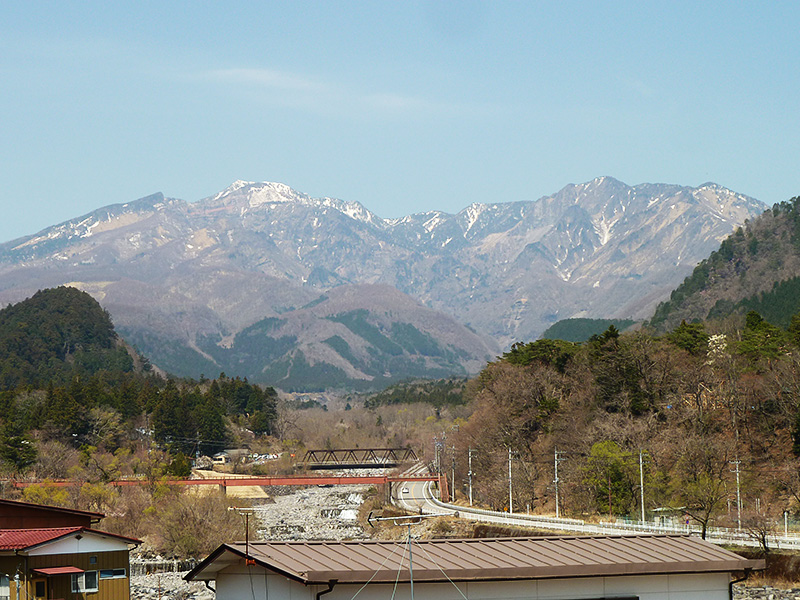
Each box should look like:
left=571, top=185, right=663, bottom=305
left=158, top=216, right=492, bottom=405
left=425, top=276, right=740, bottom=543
left=129, top=559, right=198, bottom=576
left=408, top=481, right=800, bottom=550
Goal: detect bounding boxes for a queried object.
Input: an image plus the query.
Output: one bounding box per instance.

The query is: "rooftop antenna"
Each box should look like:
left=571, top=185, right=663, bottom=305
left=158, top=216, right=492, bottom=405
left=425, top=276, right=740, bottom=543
left=366, top=512, right=458, bottom=600
left=229, top=507, right=256, bottom=566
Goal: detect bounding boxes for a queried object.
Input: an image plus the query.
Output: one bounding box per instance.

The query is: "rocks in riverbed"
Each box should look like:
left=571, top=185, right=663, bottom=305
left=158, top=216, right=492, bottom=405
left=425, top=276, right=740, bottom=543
left=130, top=572, right=214, bottom=600
left=253, top=484, right=370, bottom=540
left=734, top=584, right=800, bottom=600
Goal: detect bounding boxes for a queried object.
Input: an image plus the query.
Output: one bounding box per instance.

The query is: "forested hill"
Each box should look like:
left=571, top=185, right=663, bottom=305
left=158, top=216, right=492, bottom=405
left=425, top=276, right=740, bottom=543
left=0, top=286, right=137, bottom=389
left=0, top=287, right=278, bottom=473
left=649, top=196, right=800, bottom=332
left=455, top=318, right=800, bottom=535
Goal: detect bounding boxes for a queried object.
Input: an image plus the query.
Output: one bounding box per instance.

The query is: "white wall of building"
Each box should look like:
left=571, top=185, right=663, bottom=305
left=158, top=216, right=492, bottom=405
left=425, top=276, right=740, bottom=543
left=214, top=568, right=731, bottom=600
left=27, top=533, right=131, bottom=556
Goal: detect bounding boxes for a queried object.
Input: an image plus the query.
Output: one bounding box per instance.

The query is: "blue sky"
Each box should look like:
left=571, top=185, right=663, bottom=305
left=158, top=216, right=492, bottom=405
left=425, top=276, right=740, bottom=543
left=2, top=1, right=798, bottom=244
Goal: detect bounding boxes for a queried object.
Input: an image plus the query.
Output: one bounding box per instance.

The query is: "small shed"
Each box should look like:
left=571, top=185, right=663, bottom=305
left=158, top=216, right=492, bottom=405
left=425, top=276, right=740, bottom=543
left=185, top=535, right=763, bottom=600
left=213, top=449, right=249, bottom=466
left=212, top=452, right=231, bottom=465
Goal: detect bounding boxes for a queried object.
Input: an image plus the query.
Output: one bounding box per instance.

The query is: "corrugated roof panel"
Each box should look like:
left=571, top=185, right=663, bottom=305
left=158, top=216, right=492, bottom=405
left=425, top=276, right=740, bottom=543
left=418, top=541, right=492, bottom=571
left=0, top=499, right=104, bottom=520
left=0, top=527, right=141, bottom=552
left=196, top=535, right=763, bottom=585
left=0, top=527, right=82, bottom=550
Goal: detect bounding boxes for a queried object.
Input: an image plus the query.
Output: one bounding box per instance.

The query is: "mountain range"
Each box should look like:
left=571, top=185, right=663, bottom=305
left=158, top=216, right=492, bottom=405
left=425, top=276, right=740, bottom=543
left=0, top=177, right=766, bottom=388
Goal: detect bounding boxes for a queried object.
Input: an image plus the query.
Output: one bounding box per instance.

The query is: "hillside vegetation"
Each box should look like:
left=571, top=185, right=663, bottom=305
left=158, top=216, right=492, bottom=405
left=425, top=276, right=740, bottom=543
left=650, top=196, right=800, bottom=331
left=540, top=318, right=636, bottom=342
left=449, top=316, right=800, bottom=539
left=0, top=287, right=277, bottom=556
left=364, top=378, right=468, bottom=408
left=0, top=286, right=135, bottom=388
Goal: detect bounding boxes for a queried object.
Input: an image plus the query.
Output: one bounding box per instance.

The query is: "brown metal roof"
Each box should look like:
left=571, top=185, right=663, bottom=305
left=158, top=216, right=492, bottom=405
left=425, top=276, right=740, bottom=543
left=0, top=499, right=104, bottom=520
left=186, top=535, right=764, bottom=584
left=0, top=499, right=104, bottom=529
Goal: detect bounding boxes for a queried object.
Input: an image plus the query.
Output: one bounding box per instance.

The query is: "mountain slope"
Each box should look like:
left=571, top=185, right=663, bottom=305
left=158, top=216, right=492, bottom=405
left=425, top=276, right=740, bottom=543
left=649, top=196, right=800, bottom=331
left=0, top=177, right=765, bottom=387
left=190, top=284, right=492, bottom=391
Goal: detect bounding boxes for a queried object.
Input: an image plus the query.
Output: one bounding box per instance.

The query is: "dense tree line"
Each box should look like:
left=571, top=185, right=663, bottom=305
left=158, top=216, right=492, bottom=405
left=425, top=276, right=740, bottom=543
left=0, top=370, right=279, bottom=472
left=150, top=374, right=278, bottom=456
left=365, top=378, right=468, bottom=409
left=540, top=318, right=636, bottom=343
left=0, top=287, right=133, bottom=389
left=454, top=311, right=800, bottom=537
left=0, top=288, right=279, bottom=473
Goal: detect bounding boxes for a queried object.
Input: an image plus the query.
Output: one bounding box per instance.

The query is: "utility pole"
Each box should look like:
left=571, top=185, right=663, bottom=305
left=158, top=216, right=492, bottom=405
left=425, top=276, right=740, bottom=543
left=732, top=460, right=742, bottom=530
left=433, top=437, right=443, bottom=474
left=407, top=522, right=414, bottom=600
left=366, top=512, right=457, bottom=600
left=468, top=448, right=475, bottom=506
left=554, top=448, right=561, bottom=519
left=228, top=507, right=255, bottom=564
left=639, top=449, right=645, bottom=523
left=508, top=446, right=513, bottom=514
left=451, top=445, right=456, bottom=500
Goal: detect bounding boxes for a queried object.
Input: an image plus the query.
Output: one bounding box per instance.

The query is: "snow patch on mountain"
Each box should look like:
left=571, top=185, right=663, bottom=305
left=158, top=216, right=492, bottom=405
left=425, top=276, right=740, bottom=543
left=422, top=212, right=445, bottom=233
left=246, top=182, right=302, bottom=206
left=593, top=215, right=618, bottom=246
left=211, top=180, right=253, bottom=202
left=461, top=203, right=487, bottom=234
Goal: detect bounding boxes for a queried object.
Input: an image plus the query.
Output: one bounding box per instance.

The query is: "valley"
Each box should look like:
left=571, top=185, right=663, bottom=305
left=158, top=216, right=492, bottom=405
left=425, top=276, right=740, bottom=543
left=7, top=4, right=799, bottom=597
left=4, top=183, right=800, bottom=597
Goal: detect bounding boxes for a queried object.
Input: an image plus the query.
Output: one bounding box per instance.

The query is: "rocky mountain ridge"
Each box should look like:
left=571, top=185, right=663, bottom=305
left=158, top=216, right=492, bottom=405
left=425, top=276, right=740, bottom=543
left=649, top=195, right=800, bottom=331
left=0, top=177, right=765, bottom=387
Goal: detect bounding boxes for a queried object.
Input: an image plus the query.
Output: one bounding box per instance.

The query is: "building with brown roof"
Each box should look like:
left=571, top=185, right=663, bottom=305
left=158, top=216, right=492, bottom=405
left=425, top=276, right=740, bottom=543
left=0, top=499, right=104, bottom=529
left=0, top=526, right=140, bottom=600
left=186, top=535, right=763, bottom=600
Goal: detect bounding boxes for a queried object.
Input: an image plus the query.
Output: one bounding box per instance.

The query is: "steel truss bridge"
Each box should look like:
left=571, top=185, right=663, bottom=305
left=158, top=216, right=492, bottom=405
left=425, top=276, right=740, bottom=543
left=301, top=447, right=419, bottom=470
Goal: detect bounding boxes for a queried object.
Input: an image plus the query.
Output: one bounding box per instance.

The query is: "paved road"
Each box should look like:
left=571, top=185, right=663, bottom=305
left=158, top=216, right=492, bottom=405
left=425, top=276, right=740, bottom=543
left=396, top=478, right=428, bottom=511
left=391, top=465, right=800, bottom=551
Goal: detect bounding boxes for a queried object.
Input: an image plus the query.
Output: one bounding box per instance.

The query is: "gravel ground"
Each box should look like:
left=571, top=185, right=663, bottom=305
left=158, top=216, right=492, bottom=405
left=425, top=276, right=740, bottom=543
left=130, top=571, right=214, bottom=600
left=735, top=584, right=800, bottom=600
left=252, top=484, right=371, bottom=540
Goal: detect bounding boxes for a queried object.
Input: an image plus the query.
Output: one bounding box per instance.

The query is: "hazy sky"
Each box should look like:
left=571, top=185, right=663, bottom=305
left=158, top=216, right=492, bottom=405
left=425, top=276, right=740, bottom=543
left=2, top=1, right=798, bottom=244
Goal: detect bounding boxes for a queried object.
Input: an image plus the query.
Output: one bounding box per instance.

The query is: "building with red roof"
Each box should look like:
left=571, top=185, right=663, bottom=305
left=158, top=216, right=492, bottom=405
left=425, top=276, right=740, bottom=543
left=0, top=506, right=140, bottom=600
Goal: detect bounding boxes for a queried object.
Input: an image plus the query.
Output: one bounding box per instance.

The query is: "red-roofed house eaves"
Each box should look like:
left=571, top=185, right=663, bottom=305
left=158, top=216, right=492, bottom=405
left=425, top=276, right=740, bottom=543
left=0, top=526, right=83, bottom=552
left=32, top=566, right=84, bottom=575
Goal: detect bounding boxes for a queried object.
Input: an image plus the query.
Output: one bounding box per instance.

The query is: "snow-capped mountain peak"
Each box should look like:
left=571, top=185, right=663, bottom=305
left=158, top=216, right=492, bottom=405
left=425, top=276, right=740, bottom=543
left=0, top=177, right=766, bottom=364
